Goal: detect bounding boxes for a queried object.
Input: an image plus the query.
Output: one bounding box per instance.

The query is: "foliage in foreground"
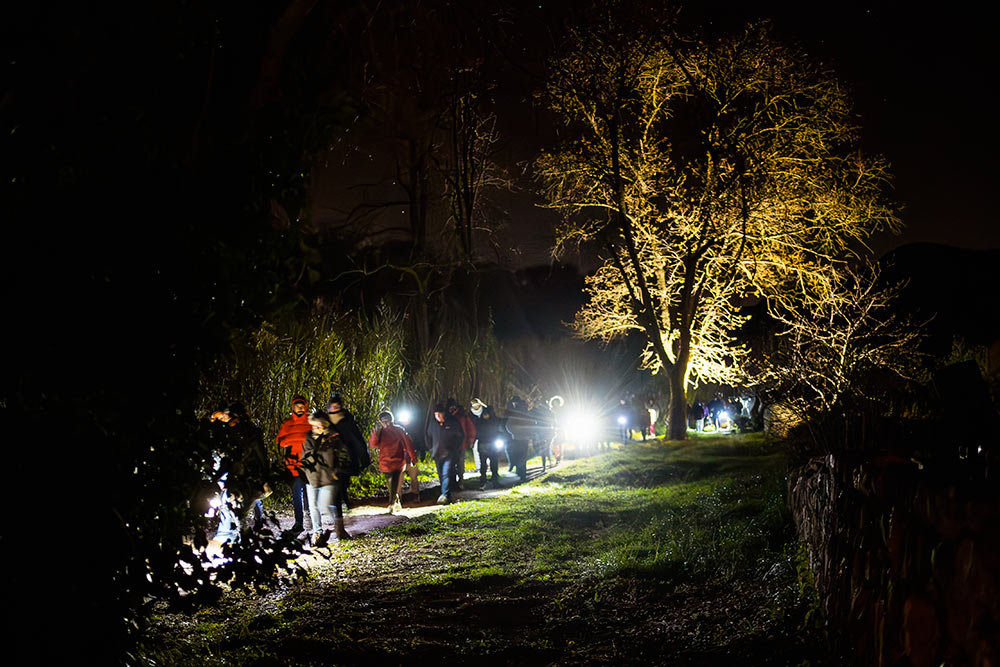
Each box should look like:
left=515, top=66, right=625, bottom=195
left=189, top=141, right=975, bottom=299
left=143, top=435, right=827, bottom=666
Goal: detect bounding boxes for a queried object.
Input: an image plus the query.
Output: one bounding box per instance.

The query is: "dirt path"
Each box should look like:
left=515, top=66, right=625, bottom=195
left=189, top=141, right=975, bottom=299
left=205, top=462, right=554, bottom=558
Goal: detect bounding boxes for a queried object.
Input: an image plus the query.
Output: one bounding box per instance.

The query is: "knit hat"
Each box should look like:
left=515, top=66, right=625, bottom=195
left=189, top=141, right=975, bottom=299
left=291, top=394, right=308, bottom=406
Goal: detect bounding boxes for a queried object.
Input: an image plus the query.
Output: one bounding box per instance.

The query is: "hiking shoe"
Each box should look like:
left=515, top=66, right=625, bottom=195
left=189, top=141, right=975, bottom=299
left=391, top=500, right=402, bottom=514
left=436, top=494, right=450, bottom=505
left=312, top=532, right=328, bottom=547
left=290, top=523, right=304, bottom=533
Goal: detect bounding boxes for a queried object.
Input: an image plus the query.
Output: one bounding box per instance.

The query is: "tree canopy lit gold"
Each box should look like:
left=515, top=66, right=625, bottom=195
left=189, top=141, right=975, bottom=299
left=536, top=13, right=900, bottom=439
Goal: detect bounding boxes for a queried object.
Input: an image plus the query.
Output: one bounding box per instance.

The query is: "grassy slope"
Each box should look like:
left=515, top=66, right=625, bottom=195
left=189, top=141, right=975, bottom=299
left=143, top=435, right=826, bottom=666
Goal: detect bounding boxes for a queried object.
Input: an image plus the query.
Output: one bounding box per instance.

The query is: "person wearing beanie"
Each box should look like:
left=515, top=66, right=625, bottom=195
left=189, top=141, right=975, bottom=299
left=276, top=394, right=311, bottom=533
left=326, top=393, right=371, bottom=516
left=214, top=402, right=268, bottom=543
left=425, top=402, right=464, bottom=504
left=301, top=410, right=353, bottom=544
left=368, top=410, right=418, bottom=514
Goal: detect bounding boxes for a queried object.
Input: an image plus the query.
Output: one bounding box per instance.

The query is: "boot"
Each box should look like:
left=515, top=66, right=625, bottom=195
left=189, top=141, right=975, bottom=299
left=333, top=518, right=351, bottom=541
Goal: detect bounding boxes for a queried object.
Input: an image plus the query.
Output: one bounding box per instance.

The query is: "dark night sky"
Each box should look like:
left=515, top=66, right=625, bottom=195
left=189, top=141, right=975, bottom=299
left=744, top=1, right=999, bottom=255
left=487, top=1, right=1000, bottom=265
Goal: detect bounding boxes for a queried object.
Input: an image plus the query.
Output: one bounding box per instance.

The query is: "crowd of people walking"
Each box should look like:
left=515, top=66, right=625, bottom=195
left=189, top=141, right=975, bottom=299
left=207, top=392, right=563, bottom=548
left=206, top=389, right=758, bottom=549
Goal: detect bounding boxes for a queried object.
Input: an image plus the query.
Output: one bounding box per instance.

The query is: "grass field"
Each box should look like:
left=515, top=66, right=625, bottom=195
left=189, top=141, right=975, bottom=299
left=142, top=434, right=828, bottom=666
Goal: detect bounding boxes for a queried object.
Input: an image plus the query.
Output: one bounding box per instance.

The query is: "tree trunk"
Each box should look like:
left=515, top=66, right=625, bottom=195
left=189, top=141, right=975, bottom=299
left=667, top=326, right=691, bottom=441
left=668, top=361, right=687, bottom=440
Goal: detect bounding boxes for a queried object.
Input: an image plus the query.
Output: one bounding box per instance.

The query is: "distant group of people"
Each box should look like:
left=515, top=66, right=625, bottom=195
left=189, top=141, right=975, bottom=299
left=210, top=392, right=561, bottom=547
left=425, top=395, right=558, bottom=505
left=688, top=394, right=758, bottom=432
left=615, top=395, right=656, bottom=444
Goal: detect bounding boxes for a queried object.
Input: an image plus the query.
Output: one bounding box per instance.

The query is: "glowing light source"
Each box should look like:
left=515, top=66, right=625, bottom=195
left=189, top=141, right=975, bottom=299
left=397, top=408, right=413, bottom=425
left=494, top=438, right=505, bottom=451
left=565, top=411, right=597, bottom=443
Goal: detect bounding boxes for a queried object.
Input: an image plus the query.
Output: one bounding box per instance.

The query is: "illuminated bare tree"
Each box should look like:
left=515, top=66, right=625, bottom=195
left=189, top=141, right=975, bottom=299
left=756, top=262, right=924, bottom=448
left=537, top=14, right=900, bottom=439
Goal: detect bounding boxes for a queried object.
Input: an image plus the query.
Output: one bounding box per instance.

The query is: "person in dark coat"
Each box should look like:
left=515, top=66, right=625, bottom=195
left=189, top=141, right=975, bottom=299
left=503, top=396, right=532, bottom=482
left=425, top=402, right=464, bottom=504
left=301, top=410, right=354, bottom=543
left=474, top=404, right=504, bottom=488
left=327, top=393, right=370, bottom=511
left=214, top=401, right=269, bottom=543
left=707, top=394, right=724, bottom=430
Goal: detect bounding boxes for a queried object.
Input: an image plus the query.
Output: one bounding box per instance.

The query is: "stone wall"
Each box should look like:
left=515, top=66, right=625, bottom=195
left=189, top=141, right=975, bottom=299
left=790, top=452, right=999, bottom=666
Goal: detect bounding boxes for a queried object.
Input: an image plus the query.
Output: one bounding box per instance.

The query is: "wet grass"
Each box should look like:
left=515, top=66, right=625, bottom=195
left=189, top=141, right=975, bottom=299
left=141, top=434, right=827, bottom=666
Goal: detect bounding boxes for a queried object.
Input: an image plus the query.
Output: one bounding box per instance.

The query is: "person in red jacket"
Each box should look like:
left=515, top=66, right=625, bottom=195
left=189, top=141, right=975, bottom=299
left=276, top=395, right=311, bottom=532
left=368, top=410, right=419, bottom=514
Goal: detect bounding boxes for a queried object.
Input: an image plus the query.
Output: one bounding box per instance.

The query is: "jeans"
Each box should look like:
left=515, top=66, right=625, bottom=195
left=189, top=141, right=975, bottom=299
left=435, top=458, right=454, bottom=498
left=290, top=474, right=309, bottom=527
left=306, top=482, right=343, bottom=533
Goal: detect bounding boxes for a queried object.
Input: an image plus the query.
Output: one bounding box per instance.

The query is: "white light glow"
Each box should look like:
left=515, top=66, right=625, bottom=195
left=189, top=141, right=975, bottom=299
left=398, top=408, right=413, bottom=425
left=565, top=411, right=598, bottom=442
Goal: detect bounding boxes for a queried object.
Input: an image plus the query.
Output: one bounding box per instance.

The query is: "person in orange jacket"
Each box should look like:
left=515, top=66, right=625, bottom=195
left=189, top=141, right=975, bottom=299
left=276, top=395, right=311, bottom=533
left=368, top=410, right=418, bottom=514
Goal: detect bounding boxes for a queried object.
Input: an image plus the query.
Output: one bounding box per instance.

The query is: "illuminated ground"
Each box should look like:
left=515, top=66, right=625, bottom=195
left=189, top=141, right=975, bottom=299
left=144, top=435, right=832, bottom=666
